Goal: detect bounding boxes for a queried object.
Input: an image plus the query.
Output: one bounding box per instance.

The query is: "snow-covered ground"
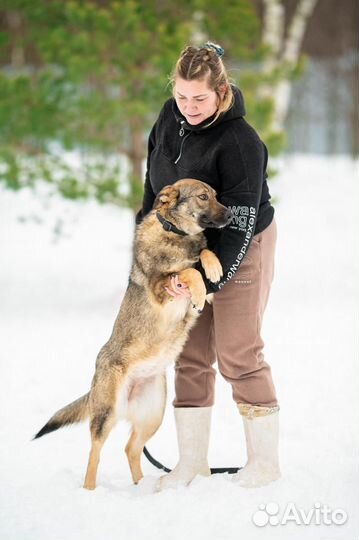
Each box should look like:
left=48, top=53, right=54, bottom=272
left=0, top=155, right=358, bottom=540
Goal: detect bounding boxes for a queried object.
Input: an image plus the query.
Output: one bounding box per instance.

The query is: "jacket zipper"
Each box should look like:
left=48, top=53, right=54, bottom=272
left=175, top=122, right=190, bottom=164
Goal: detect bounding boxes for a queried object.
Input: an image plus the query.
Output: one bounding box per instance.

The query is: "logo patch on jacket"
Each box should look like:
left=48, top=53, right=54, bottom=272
left=228, top=205, right=252, bottom=231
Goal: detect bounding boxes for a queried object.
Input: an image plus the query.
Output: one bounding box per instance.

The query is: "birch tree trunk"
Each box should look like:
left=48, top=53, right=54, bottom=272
left=262, top=0, right=319, bottom=131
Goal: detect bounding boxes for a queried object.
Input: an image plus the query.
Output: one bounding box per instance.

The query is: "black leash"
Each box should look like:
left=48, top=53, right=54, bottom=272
left=143, top=446, right=241, bottom=475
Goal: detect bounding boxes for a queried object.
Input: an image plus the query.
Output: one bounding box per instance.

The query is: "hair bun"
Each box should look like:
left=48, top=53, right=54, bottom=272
left=203, top=42, right=224, bottom=58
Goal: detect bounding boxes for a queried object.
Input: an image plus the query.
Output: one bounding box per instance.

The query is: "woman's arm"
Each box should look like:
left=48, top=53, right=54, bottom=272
left=198, top=135, right=268, bottom=293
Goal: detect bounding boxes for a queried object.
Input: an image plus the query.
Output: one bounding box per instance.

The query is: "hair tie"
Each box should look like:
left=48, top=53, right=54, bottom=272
left=203, top=42, right=224, bottom=58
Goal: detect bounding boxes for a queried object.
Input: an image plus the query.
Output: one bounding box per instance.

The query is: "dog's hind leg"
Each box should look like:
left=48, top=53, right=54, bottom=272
left=125, top=374, right=167, bottom=484
left=83, top=380, right=118, bottom=490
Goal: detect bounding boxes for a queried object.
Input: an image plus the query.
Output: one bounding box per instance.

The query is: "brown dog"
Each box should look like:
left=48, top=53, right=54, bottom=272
left=34, top=178, right=231, bottom=489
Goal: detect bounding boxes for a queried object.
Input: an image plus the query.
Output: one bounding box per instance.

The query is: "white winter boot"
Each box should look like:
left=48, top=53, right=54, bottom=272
left=233, top=404, right=281, bottom=488
left=157, top=407, right=212, bottom=490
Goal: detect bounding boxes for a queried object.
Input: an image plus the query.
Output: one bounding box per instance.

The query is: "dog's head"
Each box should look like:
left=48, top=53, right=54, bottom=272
left=153, top=178, right=232, bottom=235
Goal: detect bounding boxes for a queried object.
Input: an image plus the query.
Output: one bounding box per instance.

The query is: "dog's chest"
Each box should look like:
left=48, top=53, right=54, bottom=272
left=160, top=235, right=204, bottom=269
left=179, top=238, right=203, bottom=264
left=162, top=296, right=190, bottom=322
left=130, top=352, right=174, bottom=379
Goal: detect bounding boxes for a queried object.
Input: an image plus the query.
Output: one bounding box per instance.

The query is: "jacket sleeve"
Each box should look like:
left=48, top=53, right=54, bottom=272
left=135, top=122, right=157, bottom=225
left=198, top=137, right=268, bottom=293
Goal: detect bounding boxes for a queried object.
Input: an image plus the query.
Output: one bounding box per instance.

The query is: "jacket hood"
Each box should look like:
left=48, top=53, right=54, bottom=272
left=171, top=84, right=246, bottom=132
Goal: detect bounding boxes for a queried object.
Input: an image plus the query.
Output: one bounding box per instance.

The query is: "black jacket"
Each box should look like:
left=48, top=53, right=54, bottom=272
left=137, top=85, right=274, bottom=292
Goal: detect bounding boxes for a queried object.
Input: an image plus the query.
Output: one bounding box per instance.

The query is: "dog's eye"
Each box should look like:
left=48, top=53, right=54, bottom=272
left=198, top=194, right=208, bottom=201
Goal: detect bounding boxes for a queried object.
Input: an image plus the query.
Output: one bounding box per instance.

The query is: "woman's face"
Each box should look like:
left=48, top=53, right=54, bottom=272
left=174, top=77, right=220, bottom=125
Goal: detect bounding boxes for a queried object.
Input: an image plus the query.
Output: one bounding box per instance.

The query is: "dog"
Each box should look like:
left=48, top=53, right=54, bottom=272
left=34, top=178, right=232, bottom=490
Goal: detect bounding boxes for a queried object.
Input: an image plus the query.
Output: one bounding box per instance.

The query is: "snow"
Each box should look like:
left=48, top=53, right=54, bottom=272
left=0, top=155, right=358, bottom=539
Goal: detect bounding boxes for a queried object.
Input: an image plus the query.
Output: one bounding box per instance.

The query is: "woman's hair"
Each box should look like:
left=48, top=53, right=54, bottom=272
left=170, top=42, right=234, bottom=124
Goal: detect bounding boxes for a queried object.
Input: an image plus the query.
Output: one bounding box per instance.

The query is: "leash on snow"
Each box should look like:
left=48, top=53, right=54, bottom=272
left=143, top=446, right=241, bottom=475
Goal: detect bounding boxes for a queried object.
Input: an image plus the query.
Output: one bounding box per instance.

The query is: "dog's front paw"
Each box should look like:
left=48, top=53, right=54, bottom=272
left=189, top=285, right=206, bottom=313
left=178, top=268, right=206, bottom=312
left=199, top=249, right=223, bottom=283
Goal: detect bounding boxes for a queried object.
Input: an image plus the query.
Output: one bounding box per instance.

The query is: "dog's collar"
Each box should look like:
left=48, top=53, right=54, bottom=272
left=156, top=212, right=188, bottom=236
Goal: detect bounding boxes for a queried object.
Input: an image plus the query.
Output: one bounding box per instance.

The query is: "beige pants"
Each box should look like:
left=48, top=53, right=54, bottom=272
left=173, top=218, right=278, bottom=408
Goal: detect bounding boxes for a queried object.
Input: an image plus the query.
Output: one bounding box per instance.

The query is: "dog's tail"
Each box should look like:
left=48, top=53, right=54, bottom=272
left=33, top=393, right=90, bottom=440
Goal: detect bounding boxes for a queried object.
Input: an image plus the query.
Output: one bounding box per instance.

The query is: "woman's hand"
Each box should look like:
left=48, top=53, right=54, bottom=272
left=165, top=274, right=191, bottom=299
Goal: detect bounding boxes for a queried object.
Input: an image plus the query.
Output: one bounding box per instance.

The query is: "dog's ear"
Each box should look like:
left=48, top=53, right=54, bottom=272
left=153, top=185, right=180, bottom=209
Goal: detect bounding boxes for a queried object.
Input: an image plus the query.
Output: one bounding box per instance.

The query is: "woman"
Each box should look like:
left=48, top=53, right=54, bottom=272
left=136, top=42, right=280, bottom=489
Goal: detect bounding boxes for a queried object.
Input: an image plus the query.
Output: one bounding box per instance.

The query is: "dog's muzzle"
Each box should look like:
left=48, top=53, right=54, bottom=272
left=198, top=207, right=233, bottom=229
